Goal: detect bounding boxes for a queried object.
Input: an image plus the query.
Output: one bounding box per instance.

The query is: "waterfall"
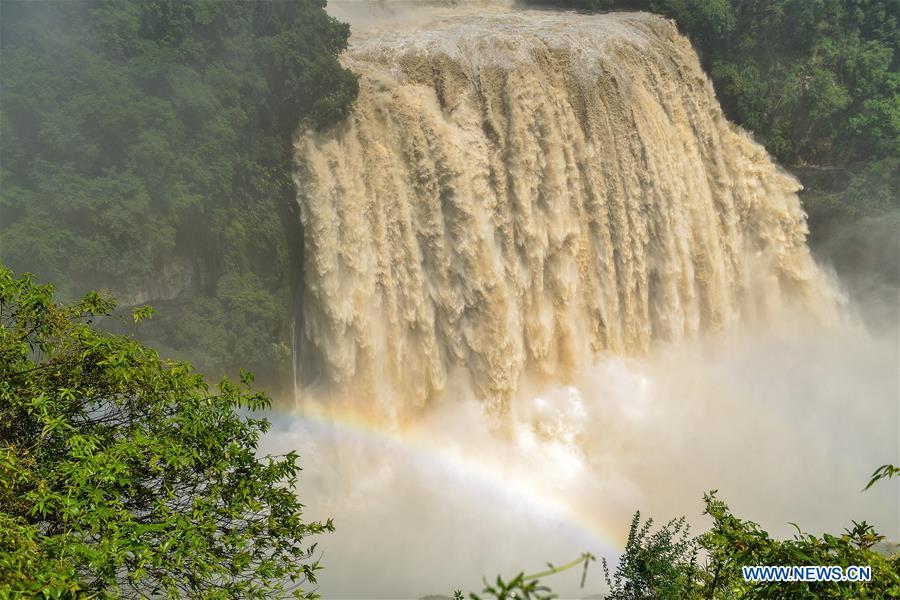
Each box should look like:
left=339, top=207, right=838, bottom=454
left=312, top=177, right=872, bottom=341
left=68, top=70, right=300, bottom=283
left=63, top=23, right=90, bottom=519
left=292, top=7, right=836, bottom=415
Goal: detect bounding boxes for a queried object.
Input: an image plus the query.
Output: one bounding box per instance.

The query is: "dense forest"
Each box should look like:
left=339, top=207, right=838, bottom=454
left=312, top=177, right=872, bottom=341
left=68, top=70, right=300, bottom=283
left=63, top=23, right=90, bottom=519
left=0, top=0, right=358, bottom=385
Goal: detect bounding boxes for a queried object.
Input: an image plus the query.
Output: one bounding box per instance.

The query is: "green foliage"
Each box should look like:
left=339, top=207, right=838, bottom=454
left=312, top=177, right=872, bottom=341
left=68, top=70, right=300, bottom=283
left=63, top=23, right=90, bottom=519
left=452, top=553, right=595, bottom=600
left=602, top=492, right=900, bottom=599
left=800, top=158, right=899, bottom=312
left=803, top=156, right=900, bottom=229
left=468, top=574, right=555, bottom=600
left=0, top=0, right=358, bottom=384
left=699, top=491, right=900, bottom=598
left=653, top=0, right=900, bottom=167
left=865, top=464, right=900, bottom=490
left=603, top=513, right=699, bottom=599
left=0, top=266, right=332, bottom=597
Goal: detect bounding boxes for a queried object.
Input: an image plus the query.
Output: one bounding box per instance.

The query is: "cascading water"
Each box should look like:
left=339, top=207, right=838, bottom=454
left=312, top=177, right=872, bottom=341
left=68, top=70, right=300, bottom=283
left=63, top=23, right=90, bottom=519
left=271, top=6, right=896, bottom=597
left=292, top=7, right=837, bottom=415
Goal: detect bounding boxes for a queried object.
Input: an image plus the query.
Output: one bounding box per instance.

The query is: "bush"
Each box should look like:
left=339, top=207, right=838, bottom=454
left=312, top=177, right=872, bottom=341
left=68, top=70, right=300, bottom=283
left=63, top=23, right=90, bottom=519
left=0, top=265, right=331, bottom=597
left=601, top=492, right=900, bottom=599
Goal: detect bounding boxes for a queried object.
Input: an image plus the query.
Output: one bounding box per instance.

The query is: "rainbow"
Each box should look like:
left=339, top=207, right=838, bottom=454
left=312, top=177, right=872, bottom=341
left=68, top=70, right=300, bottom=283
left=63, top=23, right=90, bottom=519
left=273, top=400, right=630, bottom=559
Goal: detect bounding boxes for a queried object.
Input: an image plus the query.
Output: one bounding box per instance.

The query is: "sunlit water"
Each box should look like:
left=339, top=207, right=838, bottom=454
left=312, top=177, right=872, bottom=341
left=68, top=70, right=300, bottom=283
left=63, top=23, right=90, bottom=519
left=292, top=5, right=836, bottom=415
left=265, top=3, right=898, bottom=597
left=264, top=314, right=898, bottom=598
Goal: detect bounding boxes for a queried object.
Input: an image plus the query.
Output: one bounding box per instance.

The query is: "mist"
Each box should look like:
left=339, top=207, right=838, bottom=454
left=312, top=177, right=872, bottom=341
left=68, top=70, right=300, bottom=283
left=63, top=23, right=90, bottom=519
left=811, top=209, right=900, bottom=332
left=263, top=3, right=900, bottom=598
left=1, top=0, right=896, bottom=597
left=263, top=301, right=899, bottom=598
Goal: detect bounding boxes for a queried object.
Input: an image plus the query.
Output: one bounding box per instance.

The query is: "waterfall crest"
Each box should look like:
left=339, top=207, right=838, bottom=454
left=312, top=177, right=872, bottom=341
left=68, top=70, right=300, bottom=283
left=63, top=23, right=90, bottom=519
left=293, top=9, right=836, bottom=414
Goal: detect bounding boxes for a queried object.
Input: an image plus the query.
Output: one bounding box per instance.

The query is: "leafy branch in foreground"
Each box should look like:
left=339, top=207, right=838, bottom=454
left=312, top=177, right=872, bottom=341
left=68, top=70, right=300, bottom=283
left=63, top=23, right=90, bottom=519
left=603, top=513, right=698, bottom=599
left=699, top=491, right=899, bottom=598
left=601, top=492, right=899, bottom=599
left=0, top=266, right=330, bottom=598
left=453, top=552, right=595, bottom=600
left=864, top=464, right=900, bottom=491
left=454, top=473, right=900, bottom=600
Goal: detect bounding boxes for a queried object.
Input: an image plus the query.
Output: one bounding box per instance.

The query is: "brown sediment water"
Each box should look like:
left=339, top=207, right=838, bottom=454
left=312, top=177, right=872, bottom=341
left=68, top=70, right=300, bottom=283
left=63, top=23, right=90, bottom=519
left=292, top=7, right=837, bottom=416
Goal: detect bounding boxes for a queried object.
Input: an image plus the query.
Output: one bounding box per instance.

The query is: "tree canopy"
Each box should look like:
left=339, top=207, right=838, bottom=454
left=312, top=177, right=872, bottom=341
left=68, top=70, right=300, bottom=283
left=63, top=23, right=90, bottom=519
left=0, top=265, right=331, bottom=597
left=648, top=0, right=899, bottom=167
left=0, top=0, right=358, bottom=384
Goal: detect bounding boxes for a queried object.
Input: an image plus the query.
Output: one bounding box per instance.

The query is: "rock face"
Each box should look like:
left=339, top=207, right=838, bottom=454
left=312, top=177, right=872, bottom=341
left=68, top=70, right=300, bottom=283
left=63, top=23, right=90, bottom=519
left=120, top=258, right=195, bottom=307
left=292, top=8, right=835, bottom=415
